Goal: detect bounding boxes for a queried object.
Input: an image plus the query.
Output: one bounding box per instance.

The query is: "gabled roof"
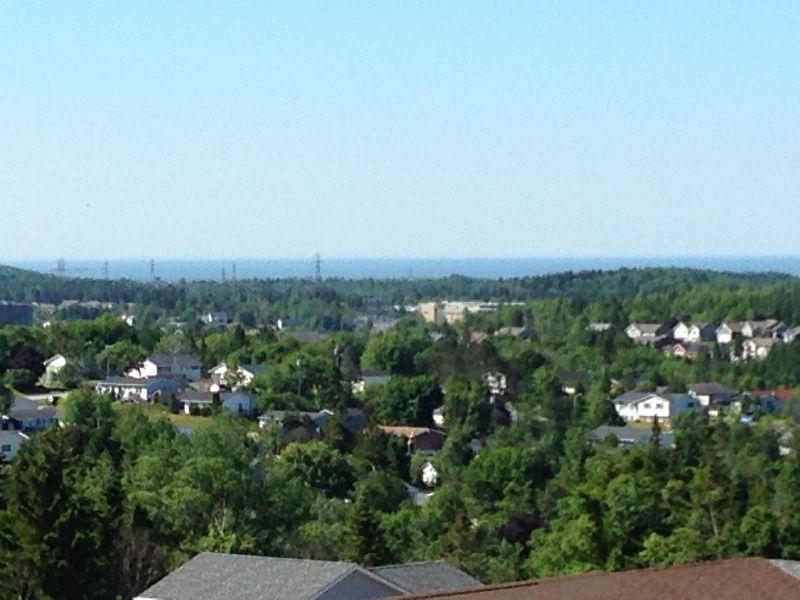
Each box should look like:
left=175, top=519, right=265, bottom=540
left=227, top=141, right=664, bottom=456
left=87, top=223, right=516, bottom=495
left=627, top=322, right=663, bottom=335
left=687, top=382, right=734, bottom=396
left=4, top=397, right=59, bottom=421
left=370, top=561, right=481, bottom=594
left=134, top=552, right=405, bottom=600
left=611, top=391, right=652, bottom=407
left=612, top=391, right=688, bottom=407
left=147, top=354, right=202, bottom=368
left=43, top=354, right=68, bottom=367
left=395, top=558, right=800, bottom=600
left=591, top=425, right=673, bottom=448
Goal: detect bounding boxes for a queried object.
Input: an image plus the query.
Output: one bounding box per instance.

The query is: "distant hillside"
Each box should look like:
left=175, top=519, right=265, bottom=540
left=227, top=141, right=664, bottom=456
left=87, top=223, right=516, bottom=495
left=0, top=263, right=796, bottom=309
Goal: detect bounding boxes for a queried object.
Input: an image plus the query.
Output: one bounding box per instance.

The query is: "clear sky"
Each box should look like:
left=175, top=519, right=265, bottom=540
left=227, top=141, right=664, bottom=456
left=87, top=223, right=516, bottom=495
left=2, top=2, right=799, bottom=260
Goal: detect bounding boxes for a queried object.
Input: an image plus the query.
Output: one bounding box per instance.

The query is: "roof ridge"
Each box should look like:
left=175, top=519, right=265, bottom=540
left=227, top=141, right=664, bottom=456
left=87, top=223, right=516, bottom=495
left=372, top=559, right=447, bottom=569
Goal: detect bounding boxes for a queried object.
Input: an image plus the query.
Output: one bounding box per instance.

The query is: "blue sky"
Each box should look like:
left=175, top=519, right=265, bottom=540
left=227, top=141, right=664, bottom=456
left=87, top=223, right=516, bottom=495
left=2, top=2, right=799, bottom=260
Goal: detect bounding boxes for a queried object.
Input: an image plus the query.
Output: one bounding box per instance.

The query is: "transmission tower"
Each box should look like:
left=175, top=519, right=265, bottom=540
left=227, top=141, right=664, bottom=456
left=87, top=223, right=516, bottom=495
left=314, top=253, right=322, bottom=282
left=232, top=261, right=237, bottom=281
left=221, top=265, right=227, bottom=282
left=150, top=260, right=156, bottom=281
left=103, top=261, right=109, bottom=280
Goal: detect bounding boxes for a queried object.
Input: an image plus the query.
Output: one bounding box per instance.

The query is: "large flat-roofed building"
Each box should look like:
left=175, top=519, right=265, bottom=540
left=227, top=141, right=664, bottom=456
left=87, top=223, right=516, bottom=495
left=417, top=301, right=516, bottom=325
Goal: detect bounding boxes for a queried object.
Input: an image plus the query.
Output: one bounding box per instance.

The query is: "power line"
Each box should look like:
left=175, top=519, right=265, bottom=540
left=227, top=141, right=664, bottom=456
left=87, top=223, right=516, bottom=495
left=314, top=253, right=322, bottom=282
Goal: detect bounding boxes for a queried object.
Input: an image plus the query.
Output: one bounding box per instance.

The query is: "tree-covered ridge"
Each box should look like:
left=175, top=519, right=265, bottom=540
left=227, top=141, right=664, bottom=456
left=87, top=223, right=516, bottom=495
left=1, top=263, right=796, bottom=307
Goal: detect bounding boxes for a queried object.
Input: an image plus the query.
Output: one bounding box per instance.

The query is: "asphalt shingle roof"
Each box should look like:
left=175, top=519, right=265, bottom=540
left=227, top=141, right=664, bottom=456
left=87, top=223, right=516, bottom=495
left=394, top=558, right=800, bottom=600
left=148, top=354, right=202, bottom=368
left=135, top=552, right=401, bottom=600
left=370, top=561, right=481, bottom=594
left=6, top=397, right=59, bottom=421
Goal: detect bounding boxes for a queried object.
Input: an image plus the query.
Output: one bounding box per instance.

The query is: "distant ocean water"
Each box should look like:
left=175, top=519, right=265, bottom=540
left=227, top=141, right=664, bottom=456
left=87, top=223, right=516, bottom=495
left=7, top=257, right=800, bottom=282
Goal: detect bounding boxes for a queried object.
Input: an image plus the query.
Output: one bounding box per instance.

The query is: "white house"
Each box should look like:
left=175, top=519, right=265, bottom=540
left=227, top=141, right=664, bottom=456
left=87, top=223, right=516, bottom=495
left=612, top=391, right=699, bottom=423
left=626, top=322, right=667, bottom=341
left=178, top=390, right=255, bottom=417
left=673, top=321, right=716, bottom=343
left=672, top=321, right=692, bottom=341
left=42, top=354, right=69, bottom=383
left=716, top=322, right=743, bottom=345
left=742, top=337, right=779, bottom=360
left=128, top=355, right=203, bottom=382
left=95, top=377, right=184, bottom=403
left=208, top=363, right=265, bottom=389
left=783, top=326, right=800, bottom=344
left=0, top=418, right=29, bottom=462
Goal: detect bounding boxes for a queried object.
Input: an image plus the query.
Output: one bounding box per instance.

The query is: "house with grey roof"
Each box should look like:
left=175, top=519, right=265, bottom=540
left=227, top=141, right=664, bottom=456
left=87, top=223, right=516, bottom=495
left=591, top=425, right=673, bottom=449
left=96, top=377, right=184, bottom=403
left=687, top=382, right=736, bottom=407
left=625, top=322, right=671, bottom=343
left=611, top=390, right=699, bottom=423
left=128, top=354, right=203, bottom=381
left=134, top=552, right=479, bottom=600
left=3, top=397, right=61, bottom=431
left=178, top=390, right=255, bottom=417
left=368, top=561, right=481, bottom=595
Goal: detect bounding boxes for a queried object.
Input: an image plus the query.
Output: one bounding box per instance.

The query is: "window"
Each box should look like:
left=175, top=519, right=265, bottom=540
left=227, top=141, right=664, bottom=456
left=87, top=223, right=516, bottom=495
left=687, top=402, right=694, bottom=408
left=655, top=403, right=663, bottom=409
left=643, top=403, right=651, bottom=409
left=1, top=444, right=11, bottom=453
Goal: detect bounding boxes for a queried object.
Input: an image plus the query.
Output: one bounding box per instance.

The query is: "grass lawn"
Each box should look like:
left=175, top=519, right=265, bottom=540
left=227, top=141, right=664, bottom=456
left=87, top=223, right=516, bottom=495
left=113, top=402, right=216, bottom=430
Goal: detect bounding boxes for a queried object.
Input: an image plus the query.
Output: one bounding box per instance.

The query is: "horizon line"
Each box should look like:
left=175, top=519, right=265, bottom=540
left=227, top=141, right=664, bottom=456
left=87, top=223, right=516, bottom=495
left=6, top=254, right=800, bottom=263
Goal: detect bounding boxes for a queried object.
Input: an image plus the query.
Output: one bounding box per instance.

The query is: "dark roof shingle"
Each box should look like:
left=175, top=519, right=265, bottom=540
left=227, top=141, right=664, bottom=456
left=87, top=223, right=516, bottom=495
left=370, top=561, right=481, bottom=594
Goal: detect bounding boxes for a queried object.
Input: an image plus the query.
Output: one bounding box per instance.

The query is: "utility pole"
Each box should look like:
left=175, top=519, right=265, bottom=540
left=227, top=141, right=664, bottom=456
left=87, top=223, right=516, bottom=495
left=150, top=259, right=156, bottom=281
left=295, top=357, right=304, bottom=397
left=232, top=261, right=237, bottom=281
left=314, top=253, right=322, bottom=282
left=103, top=261, right=109, bottom=280
left=221, top=265, right=227, bottom=282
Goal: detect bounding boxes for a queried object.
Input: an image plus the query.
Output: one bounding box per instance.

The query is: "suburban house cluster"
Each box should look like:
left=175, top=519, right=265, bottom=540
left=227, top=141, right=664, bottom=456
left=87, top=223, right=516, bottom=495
left=626, top=318, right=796, bottom=361
left=608, top=381, right=797, bottom=430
